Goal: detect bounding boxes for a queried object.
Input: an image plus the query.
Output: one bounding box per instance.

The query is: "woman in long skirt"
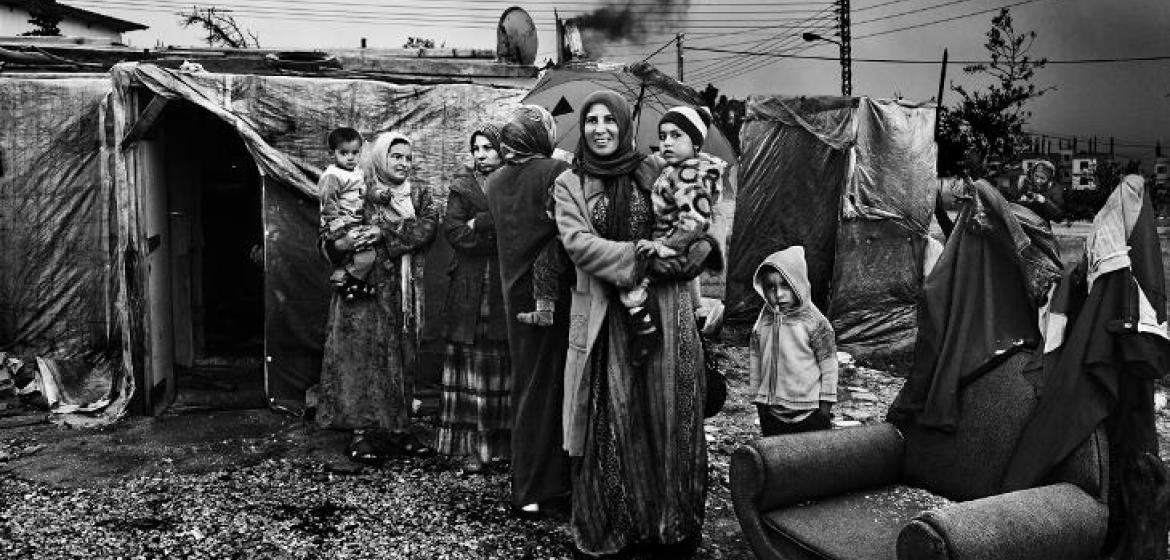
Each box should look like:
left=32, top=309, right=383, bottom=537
left=554, top=91, right=718, bottom=558
left=486, top=106, right=573, bottom=513
left=436, top=124, right=512, bottom=473
left=317, top=132, right=437, bottom=462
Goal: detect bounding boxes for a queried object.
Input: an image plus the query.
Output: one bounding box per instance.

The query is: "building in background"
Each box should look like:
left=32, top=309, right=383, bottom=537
left=0, top=0, right=146, bottom=44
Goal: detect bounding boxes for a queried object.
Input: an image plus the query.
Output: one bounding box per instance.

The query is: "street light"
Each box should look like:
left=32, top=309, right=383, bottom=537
left=802, top=32, right=840, bottom=46
left=802, top=29, right=851, bottom=97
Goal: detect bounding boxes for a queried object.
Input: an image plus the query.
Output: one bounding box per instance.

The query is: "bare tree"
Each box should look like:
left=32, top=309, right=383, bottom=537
left=179, top=6, right=260, bottom=49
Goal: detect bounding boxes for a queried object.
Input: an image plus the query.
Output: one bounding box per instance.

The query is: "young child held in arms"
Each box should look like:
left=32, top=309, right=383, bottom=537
left=749, top=246, right=838, bottom=436
left=622, top=105, right=727, bottom=365
left=318, top=127, right=387, bottom=300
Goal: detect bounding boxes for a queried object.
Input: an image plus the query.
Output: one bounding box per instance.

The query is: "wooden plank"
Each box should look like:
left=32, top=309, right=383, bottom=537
left=119, top=95, right=169, bottom=150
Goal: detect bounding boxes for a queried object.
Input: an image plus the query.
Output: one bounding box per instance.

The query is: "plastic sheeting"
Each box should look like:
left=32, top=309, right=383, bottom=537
left=0, top=75, right=132, bottom=422
left=106, top=64, right=527, bottom=403
left=726, top=96, right=852, bottom=317
left=3, top=64, right=528, bottom=419
left=726, top=95, right=937, bottom=363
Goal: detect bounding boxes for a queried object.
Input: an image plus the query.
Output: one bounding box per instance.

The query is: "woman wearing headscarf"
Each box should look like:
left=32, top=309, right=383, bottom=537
left=317, top=131, right=438, bottom=462
left=485, top=105, right=573, bottom=514
left=436, top=124, right=511, bottom=474
left=554, top=90, right=718, bottom=558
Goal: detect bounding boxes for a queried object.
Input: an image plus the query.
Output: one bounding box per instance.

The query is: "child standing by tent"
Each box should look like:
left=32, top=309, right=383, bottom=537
left=749, top=246, right=838, bottom=436
left=317, top=127, right=387, bottom=300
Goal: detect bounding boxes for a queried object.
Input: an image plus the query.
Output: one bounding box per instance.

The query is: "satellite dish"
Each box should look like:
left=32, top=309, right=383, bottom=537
left=497, top=6, right=538, bottom=65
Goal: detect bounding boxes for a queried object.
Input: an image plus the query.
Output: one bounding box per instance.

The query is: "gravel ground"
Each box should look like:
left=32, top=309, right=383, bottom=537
left=0, top=339, right=910, bottom=560
left=11, top=336, right=1166, bottom=559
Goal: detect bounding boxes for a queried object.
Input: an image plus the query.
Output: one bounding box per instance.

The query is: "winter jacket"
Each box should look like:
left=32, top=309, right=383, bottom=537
left=442, top=168, right=507, bottom=344
left=748, top=246, right=838, bottom=410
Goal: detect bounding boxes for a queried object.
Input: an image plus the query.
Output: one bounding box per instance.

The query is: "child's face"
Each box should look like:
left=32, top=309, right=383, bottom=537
left=761, top=270, right=796, bottom=310
left=332, top=139, right=362, bottom=171
left=658, top=123, right=696, bottom=166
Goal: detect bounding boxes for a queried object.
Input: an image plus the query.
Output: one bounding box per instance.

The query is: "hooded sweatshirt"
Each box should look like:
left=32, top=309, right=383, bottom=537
left=749, top=246, right=838, bottom=410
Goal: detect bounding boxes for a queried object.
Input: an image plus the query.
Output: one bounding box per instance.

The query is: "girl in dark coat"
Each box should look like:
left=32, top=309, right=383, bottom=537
left=436, top=124, right=512, bottom=473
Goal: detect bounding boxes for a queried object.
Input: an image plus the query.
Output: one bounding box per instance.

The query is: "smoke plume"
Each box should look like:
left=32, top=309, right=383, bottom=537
left=573, top=0, right=692, bottom=58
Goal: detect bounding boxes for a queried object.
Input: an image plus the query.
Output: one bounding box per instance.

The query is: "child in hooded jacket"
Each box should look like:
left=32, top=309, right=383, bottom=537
left=749, top=246, right=838, bottom=436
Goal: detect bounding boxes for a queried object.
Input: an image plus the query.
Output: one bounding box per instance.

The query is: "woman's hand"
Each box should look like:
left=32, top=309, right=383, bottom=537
left=467, top=218, right=476, bottom=230
left=634, top=239, right=658, bottom=259
left=651, top=254, right=685, bottom=276
left=334, top=229, right=360, bottom=252
left=354, top=225, right=384, bottom=249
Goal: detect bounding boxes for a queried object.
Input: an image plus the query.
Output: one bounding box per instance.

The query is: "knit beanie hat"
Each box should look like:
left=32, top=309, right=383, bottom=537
left=659, top=105, right=713, bottom=148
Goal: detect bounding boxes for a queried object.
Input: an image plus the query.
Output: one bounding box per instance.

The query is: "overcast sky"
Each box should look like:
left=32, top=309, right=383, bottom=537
left=78, top=0, right=1169, bottom=160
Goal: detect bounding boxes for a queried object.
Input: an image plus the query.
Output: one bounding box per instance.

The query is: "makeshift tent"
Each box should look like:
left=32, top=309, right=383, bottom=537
left=522, top=61, right=739, bottom=296
left=0, top=74, right=130, bottom=422
left=726, top=95, right=937, bottom=363
left=1, top=63, right=527, bottom=418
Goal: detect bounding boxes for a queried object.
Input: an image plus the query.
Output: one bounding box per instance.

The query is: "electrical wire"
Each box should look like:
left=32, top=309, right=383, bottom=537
left=685, top=6, right=836, bottom=82
left=854, top=0, right=1051, bottom=39
left=684, top=47, right=1170, bottom=65
left=852, top=0, right=983, bottom=27
left=689, top=18, right=834, bottom=83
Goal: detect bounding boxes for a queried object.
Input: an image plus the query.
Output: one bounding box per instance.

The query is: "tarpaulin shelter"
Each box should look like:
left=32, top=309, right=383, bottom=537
left=521, top=61, right=737, bottom=164
left=1, top=59, right=530, bottom=419
left=726, top=95, right=937, bottom=363
left=522, top=61, right=739, bottom=296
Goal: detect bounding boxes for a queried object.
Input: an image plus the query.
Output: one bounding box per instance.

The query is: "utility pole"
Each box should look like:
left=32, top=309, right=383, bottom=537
left=676, top=33, right=684, bottom=82
left=838, top=0, right=851, bottom=96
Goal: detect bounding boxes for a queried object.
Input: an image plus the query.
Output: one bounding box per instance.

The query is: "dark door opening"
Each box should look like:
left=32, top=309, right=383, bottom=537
left=160, top=102, right=266, bottom=411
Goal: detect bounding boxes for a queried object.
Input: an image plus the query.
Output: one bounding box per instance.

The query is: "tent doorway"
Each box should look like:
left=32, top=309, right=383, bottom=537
left=135, top=98, right=266, bottom=413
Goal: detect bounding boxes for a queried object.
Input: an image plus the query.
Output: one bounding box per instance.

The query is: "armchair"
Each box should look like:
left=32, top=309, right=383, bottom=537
left=730, top=351, right=1109, bottom=560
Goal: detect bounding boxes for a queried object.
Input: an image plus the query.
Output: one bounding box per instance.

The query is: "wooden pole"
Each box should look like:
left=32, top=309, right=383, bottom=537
left=676, top=33, right=684, bottom=82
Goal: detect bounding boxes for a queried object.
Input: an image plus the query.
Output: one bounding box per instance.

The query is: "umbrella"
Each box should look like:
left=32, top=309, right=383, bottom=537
left=520, top=61, right=738, bottom=166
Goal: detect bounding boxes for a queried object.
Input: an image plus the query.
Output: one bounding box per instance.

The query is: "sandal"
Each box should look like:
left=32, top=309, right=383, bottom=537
left=390, top=432, right=435, bottom=457
left=347, top=432, right=383, bottom=465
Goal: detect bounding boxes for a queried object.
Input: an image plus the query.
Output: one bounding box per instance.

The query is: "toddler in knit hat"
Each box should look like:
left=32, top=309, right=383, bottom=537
left=621, top=105, right=727, bottom=366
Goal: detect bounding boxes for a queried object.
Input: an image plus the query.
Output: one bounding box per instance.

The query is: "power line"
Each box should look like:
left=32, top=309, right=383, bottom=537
left=685, top=46, right=1170, bottom=65
left=640, top=36, right=678, bottom=63
left=690, top=14, right=836, bottom=83
left=853, top=0, right=982, bottom=27
left=78, top=0, right=823, bottom=24
left=691, top=1, right=842, bottom=83
left=854, top=0, right=921, bottom=12
left=854, top=0, right=1051, bottom=39
left=685, top=6, right=836, bottom=82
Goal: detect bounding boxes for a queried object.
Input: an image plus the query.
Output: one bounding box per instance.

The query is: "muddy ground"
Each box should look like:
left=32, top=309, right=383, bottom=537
left=0, top=338, right=914, bottom=560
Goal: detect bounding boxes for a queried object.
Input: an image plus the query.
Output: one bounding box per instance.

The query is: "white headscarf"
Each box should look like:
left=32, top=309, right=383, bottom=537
left=363, top=131, right=416, bottom=219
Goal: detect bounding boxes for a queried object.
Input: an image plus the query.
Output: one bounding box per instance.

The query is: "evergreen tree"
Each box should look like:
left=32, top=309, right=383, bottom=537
left=21, top=0, right=63, bottom=37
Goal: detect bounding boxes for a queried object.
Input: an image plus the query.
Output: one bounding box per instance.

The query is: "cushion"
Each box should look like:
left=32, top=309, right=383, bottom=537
left=763, top=485, right=953, bottom=560
left=902, top=350, right=1038, bottom=501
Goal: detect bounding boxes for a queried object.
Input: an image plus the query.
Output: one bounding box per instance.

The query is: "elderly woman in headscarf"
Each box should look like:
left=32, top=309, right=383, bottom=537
left=436, top=123, right=511, bottom=474
left=485, top=105, right=574, bottom=515
left=553, top=90, right=719, bottom=558
left=316, top=131, right=438, bottom=463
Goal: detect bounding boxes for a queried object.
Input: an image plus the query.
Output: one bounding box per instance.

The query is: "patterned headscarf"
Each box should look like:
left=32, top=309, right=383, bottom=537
left=574, top=90, right=648, bottom=242
left=501, top=105, right=556, bottom=164
left=574, top=90, right=646, bottom=179
left=469, top=122, right=503, bottom=154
